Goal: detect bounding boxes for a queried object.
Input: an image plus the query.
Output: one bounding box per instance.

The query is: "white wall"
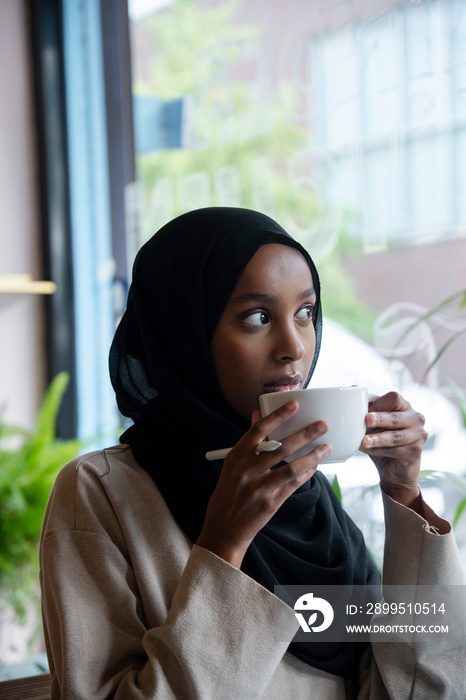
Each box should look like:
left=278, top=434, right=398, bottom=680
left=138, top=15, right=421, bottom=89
left=0, top=0, right=45, bottom=430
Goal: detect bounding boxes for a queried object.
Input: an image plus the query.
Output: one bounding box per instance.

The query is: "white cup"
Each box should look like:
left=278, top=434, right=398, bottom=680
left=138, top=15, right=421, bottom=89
left=259, top=386, right=368, bottom=464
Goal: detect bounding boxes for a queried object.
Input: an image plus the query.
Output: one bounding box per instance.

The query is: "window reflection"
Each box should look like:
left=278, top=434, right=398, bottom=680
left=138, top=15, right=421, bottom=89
left=128, top=0, right=466, bottom=454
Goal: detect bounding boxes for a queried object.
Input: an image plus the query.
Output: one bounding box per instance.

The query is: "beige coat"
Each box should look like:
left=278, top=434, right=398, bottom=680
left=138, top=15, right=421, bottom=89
left=40, top=445, right=466, bottom=699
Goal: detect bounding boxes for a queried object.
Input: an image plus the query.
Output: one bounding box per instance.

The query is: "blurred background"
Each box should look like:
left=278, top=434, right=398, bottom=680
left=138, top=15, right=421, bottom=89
left=1, top=0, right=465, bottom=679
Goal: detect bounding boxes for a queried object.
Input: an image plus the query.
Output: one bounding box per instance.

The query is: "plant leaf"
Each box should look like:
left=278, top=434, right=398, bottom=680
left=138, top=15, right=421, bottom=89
left=446, top=378, right=466, bottom=428
left=452, top=497, right=466, bottom=529
left=0, top=372, right=82, bottom=618
left=392, top=289, right=466, bottom=361
left=331, top=474, right=342, bottom=503
left=420, top=328, right=466, bottom=384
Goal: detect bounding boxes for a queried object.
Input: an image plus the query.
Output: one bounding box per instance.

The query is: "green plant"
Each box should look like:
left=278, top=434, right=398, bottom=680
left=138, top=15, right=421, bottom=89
left=393, top=288, right=466, bottom=384
left=417, top=379, right=466, bottom=529
left=418, top=470, right=466, bottom=529
left=447, top=378, right=466, bottom=428
left=330, top=474, right=341, bottom=503
left=377, top=290, right=466, bottom=527
left=0, top=373, right=81, bottom=619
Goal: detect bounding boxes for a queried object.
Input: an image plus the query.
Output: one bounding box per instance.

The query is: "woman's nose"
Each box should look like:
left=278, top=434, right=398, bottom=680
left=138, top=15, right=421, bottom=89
left=273, top=323, right=305, bottom=362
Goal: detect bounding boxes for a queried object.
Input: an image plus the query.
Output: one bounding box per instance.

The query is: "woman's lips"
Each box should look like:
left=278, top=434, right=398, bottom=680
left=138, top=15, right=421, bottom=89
left=262, top=374, right=303, bottom=393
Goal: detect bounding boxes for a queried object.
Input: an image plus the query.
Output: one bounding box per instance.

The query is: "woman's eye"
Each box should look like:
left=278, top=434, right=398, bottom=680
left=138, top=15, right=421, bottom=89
left=243, top=310, right=270, bottom=327
left=296, top=305, right=314, bottom=321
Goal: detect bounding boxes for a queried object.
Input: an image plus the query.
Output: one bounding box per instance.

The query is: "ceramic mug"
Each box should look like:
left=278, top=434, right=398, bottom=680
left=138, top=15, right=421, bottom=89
left=259, top=386, right=368, bottom=464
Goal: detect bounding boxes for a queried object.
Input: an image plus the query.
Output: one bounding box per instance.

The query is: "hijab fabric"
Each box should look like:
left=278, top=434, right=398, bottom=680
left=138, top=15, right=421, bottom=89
left=110, top=207, right=379, bottom=680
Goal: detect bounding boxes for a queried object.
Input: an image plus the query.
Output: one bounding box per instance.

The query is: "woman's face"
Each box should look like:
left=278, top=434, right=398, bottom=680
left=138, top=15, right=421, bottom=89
left=211, top=243, right=317, bottom=418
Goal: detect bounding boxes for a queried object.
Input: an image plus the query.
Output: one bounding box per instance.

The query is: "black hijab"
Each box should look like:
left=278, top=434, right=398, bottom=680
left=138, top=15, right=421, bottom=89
left=110, top=207, right=379, bottom=680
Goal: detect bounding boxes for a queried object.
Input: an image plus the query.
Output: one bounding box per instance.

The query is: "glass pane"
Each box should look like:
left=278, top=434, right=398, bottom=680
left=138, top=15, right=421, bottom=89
left=128, top=0, right=466, bottom=492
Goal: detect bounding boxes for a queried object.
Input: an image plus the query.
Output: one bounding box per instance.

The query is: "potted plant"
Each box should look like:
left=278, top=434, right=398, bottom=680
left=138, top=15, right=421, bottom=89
left=0, top=372, right=81, bottom=622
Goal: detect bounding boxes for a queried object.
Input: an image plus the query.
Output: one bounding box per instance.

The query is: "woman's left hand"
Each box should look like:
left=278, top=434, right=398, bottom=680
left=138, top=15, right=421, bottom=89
left=360, top=391, right=428, bottom=508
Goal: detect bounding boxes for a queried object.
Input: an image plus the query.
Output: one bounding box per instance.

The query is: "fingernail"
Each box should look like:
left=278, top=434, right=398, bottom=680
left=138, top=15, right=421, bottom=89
left=258, top=440, right=282, bottom=453
left=319, top=444, right=332, bottom=457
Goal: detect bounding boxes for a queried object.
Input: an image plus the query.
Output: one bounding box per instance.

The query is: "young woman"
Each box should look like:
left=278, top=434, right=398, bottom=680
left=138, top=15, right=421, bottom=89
left=40, top=207, right=465, bottom=699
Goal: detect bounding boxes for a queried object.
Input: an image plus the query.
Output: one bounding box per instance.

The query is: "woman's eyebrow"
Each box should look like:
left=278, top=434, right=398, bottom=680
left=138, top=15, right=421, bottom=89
left=229, top=288, right=315, bottom=306
left=300, top=287, right=316, bottom=300
left=228, top=293, right=274, bottom=306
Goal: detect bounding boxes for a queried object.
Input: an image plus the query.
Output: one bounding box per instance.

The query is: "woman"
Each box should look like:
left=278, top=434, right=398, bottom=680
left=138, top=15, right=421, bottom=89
left=40, top=207, right=465, bottom=699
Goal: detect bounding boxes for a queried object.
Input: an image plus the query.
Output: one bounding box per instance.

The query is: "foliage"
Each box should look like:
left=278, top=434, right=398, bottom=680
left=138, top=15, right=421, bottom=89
left=382, top=289, right=466, bottom=525
left=134, top=0, right=243, bottom=99
left=330, top=474, right=341, bottom=504
left=422, top=379, right=466, bottom=528
left=419, top=291, right=466, bottom=385
left=419, top=470, right=466, bottom=529
left=447, top=378, right=466, bottom=428
left=392, top=289, right=466, bottom=385
left=0, top=373, right=81, bottom=618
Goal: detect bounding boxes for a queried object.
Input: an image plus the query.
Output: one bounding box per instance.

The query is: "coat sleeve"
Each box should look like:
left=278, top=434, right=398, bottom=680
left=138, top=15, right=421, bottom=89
left=40, top=457, right=299, bottom=700
left=358, top=490, right=466, bottom=700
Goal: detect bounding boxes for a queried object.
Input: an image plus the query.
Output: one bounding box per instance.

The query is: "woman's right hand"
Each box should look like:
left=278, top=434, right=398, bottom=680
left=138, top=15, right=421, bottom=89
left=196, top=400, right=331, bottom=568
